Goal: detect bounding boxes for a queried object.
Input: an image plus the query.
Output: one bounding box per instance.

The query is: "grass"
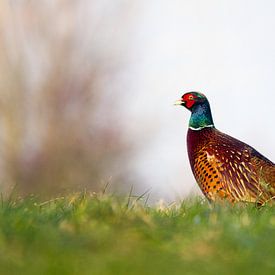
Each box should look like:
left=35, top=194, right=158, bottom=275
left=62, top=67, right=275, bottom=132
left=0, top=191, right=275, bottom=275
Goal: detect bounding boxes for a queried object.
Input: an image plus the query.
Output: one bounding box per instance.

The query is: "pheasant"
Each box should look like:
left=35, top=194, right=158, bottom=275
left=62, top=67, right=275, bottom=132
left=175, top=92, right=275, bottom=205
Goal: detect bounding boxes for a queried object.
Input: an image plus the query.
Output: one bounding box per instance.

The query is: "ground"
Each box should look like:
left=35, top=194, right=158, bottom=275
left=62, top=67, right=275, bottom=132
left=0, top=191, right=275, bottom=275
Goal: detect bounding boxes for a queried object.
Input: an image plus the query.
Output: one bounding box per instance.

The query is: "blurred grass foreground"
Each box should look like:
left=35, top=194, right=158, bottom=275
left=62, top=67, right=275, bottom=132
left=1, top=192, right=275, bottom=275
left=0, top=1, right=139, bottom=196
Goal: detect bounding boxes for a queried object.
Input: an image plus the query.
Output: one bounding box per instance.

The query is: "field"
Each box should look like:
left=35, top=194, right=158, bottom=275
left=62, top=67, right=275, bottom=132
left=1, top=191, right=275, bottom=275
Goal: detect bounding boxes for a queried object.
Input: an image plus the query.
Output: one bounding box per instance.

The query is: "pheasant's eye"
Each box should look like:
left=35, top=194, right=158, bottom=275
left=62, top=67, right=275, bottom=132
left=189, top=95, right=194, bottom=100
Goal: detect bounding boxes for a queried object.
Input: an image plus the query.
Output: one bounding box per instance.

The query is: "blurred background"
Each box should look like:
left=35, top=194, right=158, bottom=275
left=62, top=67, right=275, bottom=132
left=0, top=0, right=274, bottom=202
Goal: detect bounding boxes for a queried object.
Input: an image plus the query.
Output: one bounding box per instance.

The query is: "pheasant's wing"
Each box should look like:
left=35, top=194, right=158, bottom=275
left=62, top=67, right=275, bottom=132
left=193, top=128, right=275, bottom=204
left=196, top=141, right=263, bottom=203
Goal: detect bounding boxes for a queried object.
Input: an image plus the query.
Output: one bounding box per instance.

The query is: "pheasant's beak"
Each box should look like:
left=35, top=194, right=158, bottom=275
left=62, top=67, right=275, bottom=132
left=174, top=99, right=185, bottom=106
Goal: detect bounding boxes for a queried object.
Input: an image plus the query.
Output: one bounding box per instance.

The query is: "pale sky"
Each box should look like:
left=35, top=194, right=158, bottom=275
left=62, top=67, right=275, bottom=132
left=123, top=1, right=275, bottom=201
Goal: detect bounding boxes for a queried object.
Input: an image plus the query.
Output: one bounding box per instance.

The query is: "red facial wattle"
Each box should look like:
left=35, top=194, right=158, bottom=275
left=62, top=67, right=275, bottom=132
left=185, top=100, right=195, bottom=109
left=182, top=94, right=197, bottom=109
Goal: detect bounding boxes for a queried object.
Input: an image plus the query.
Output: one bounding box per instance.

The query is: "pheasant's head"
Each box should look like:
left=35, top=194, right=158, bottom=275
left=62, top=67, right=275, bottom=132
left=174, top=92, right=208, bottom=110
left=175, top=91, right=214, bottom=129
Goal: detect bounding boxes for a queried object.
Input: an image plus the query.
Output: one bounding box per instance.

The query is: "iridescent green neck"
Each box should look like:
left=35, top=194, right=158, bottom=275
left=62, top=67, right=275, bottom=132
left=189, top=102, right=214, bottom=129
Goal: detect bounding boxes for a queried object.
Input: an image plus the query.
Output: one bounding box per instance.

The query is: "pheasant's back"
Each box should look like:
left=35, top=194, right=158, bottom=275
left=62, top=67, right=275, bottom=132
left=187, top=127, right=275, bottom=204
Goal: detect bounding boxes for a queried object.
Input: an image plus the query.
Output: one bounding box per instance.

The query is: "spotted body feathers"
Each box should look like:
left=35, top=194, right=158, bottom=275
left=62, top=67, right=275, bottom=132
left=187, top=127, right=275, bottom=204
